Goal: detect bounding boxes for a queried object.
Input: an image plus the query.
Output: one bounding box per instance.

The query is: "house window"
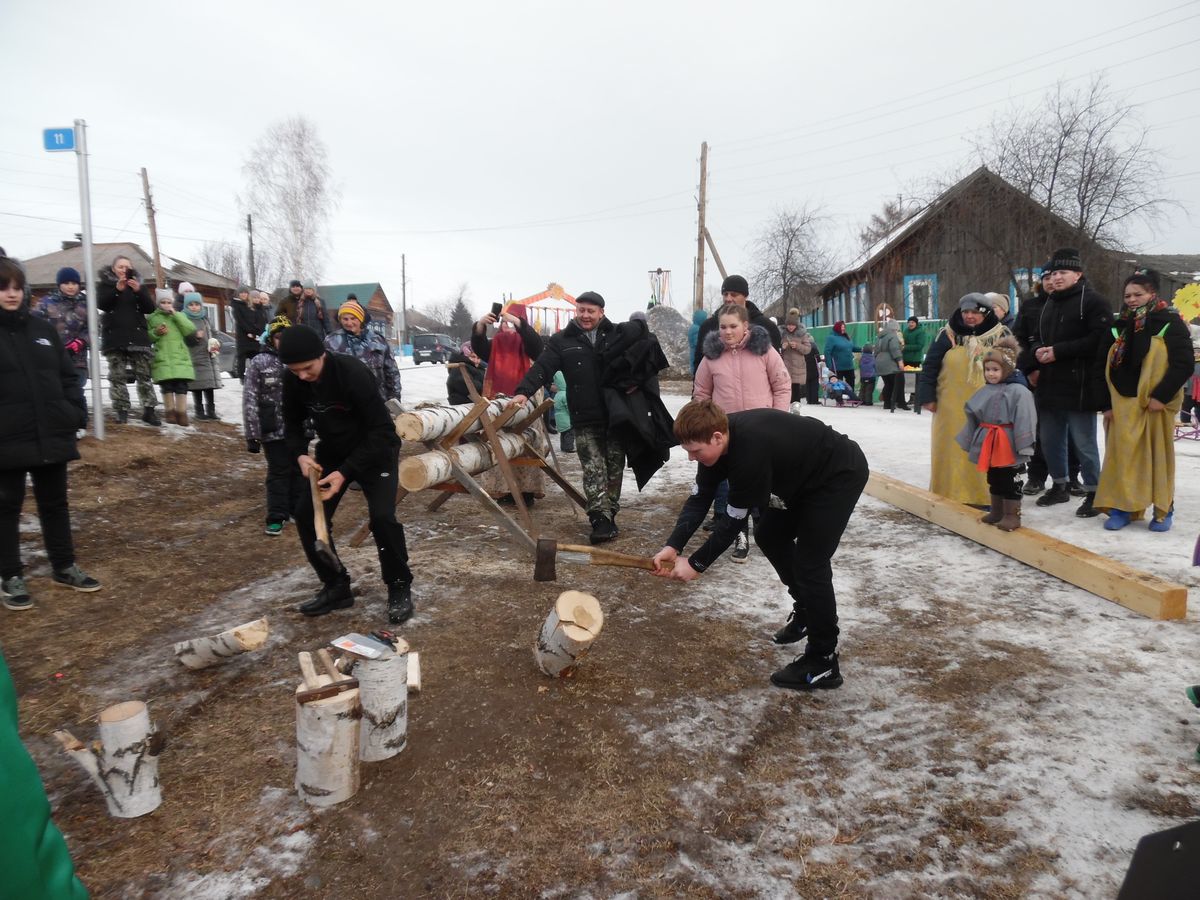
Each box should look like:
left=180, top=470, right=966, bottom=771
left=903, top=275, right=938, bottom=318
left=203, top=302, right=220, bottom=335
left=1009, top=268, right=1040, bottom=315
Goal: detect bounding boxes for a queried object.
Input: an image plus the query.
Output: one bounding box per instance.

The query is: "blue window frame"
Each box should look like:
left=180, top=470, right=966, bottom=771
left=903, top=274, right=938, bottom=318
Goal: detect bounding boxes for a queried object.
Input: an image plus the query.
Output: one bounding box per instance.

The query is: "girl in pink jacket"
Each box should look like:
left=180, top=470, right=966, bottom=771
left=694, top=304, right=791, bottom=414
left=692, top=303, right=791, bottom=563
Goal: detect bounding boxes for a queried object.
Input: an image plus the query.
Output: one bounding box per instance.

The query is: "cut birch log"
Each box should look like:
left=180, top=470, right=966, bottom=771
left=396, top=399, right=539, bottom=442
left=355, top=638, right=410, bottom=762
left=407, top=652, right=421, bottom=694
left=172, top=617, right=269, bottom=670
left=399, top=427, right=547, bottom=492
left=534, top=590, right=605, bottom=677
left=295, top=652, right=361, bottom=806
left=53, top=701, right=163, bottom=818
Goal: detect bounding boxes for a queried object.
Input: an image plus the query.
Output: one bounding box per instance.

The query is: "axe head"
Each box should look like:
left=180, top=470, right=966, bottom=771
left=314, top=539, right=341, bottom=571
left=533, top=538, right=558, bottom=582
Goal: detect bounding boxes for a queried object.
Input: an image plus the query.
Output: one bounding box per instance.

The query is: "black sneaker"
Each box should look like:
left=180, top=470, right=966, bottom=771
left=1035, top=483, right=1071, bottom=506
left=1, top=575, right=32, bottom=611
left=1075, top=492, right=1099, bottom=518
left=387, top=581, right=414, bottom=625
left=772, top=612, right=808, bottom=645
left=1021, top=479, right=1046, bottom=496
left=51, top=565, right=101, bottom=592
left=1067, top=479, right=1087, bottom=497
left=589, top=514, right=618, bottom=545
left=141, top=407, right=162, bottom=427
left=770, top=651, right=843, bottom=691
left=732, top=531, right=749, bottom=563
left=298, top=578, right=354, bottom=617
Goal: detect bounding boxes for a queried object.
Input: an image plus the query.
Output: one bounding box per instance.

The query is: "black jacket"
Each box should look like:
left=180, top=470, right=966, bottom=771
left=0, top=304, right=86, bottom=469
left=691, top=301, right=781, bottom=374
left=232, top=299, right=270, bottom=352
left=1096, top=306, right=1192, bottom=408
left=1030, top=278, right=1113, bottom=411
left=282, top=352, right=400, bottom=480
left=96, top=266, right=154, bottom=353
left=599, top=320, right=675, bottom=488
left=446, top=350, right=486, bottom=405
left=916, top=308, right=1010, bottom=407
left=1012, top=290, right=1047, bottom=375
left=514, top=318, right=618, bottom=428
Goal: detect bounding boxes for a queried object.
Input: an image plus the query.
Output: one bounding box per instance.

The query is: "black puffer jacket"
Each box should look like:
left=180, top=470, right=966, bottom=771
left=0, top=303, right=86, bottom=469
left=96, top=266, right=154, bottom=353
left=514, top=318, right=618, bottom=428
left=231, top=298, right=270, bottom=352
left=1030, top=278, right=1113, bottom=411
left=1012, top=289, right=1046, bottom=375
left=1096, top=305, right=1192, bottom=408
left=446, top=349, right=485, bottom=405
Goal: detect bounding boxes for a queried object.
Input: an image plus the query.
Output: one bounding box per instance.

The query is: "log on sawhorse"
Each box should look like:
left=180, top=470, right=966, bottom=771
left=864, top=471, right=1187, bottom=621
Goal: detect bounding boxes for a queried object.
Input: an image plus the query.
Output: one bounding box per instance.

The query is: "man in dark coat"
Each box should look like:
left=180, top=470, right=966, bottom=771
left=1028, top=248, right=1113, bottom=516
left=653, top=401, right=868, bottom=691
left=280, top=325, right=414, bottom=623
left=691, top=274, right=781, bottom=374
left=96, top=254, right=159, bottom=426
left=446, top=342, right=486, bottom=405
left=509, top=291, right=630, bottom=544
left=230, top=285, right=268, bottom=378
left=0, top=256, right=100, bottom=612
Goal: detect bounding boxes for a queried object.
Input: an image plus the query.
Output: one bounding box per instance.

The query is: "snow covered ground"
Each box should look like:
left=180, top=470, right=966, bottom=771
left=87, top=355, right=1200, bottom=896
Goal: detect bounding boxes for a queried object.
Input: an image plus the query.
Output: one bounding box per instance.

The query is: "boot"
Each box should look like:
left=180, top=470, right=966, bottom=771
left=193, top=393, right=207, bottom=420
left=1075, top=492, right=1098, bottom=518
left=163, top=404, right=178, bottom=425
left=997, top=497, right=1022, bottom=531
left=205, top=391, right=219, bottom=421
left=387, top=580, right=414, bottom=624
left=981, top=494, right=1005, bottom=525
left=588, top=513, right=617, bottom=545
left=175, top=394, right=189, bottom=427
left=297, top=576, right=354, bottom=616
left=141, top=406, right=162, bottom=427
left=1036, top=482, right=1070, bottom=506
left=772, top=611, right=808, bottom=645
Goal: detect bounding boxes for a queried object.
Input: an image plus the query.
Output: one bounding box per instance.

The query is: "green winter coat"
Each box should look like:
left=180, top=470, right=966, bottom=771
left=146, top=309, right=196, bottom=383
left=0, top=649, right=90, bottom=899
left=902, top=325, right=928, bottom=367
left=551, top=370, right=571, bottom=432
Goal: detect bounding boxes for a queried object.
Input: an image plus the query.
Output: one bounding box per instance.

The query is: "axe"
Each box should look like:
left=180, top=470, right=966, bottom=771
left=295, top=650, right=358, bottom=705
left=307, top=465, right=342, bottom=571
left=533, top=537, right=660, bottom=582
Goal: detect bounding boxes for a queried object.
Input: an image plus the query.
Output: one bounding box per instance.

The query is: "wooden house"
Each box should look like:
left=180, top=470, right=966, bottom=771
left=813, top=167, right=1191, bottom=326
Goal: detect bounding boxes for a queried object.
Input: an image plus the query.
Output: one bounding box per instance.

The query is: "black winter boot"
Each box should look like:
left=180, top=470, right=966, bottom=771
left=193, top=392, right=206, bottom=420
left=387, top=580, right=414, bottom=625
left=1075, top=492, right=1099, bottom=518
left=1036, top=482, right=1070, bottom=506
left=588, top=513, right=617, bottom=545
left=772, top=611, right=809, bottom=645
left=141, top=406, right=162, bottom=427
left=205, top=390, right=219, bottom=420
left=298, top=576, right=354, bottom=616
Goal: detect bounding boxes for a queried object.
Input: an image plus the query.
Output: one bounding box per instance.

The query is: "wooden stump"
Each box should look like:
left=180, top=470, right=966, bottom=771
left=173, top=617, right=269, bottom=669
left=356, top=639, right=410, bottom=762
left=295, top=679, right=361, bottom=806
left=534, top=590, right=605, bottom=677
left=54, top=701, right=163, bottom=818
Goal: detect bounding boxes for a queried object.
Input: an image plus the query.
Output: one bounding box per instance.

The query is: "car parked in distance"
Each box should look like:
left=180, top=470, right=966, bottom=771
left=412, top=333, right=455, bottom=365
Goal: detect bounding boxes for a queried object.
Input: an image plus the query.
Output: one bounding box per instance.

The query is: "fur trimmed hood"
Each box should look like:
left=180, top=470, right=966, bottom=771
left=702, top=324, right=771, bottom=360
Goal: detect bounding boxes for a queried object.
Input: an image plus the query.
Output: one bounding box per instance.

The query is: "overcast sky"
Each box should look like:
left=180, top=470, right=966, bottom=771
left=3, top=0, right=1197, bottom=324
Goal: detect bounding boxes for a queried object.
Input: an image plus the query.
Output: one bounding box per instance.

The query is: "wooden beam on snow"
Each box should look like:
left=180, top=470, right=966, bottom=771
left=864, top=471, right=1187, bottom=621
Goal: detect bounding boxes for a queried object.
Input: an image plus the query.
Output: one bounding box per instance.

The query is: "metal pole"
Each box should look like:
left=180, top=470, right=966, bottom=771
left=400, top=252, right=407, bottom=347
left=75, top=119, right=103, bottom=440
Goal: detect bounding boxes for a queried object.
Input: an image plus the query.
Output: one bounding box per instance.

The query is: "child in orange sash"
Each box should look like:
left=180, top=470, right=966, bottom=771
left=955, top=336, right=1037, bottom=531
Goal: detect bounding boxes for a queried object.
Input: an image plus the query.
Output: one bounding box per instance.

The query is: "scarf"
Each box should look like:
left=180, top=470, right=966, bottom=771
left=1110, top=298, right=1167, bottom=368
left=484, top=326, right=532, bottom=397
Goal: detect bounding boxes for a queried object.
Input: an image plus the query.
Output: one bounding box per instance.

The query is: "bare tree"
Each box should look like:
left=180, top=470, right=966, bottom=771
left=973, top=76, right=1167, bottom=244
left=750, top=204, right=835, bottom=314
left=239, top=117, right=339, bottom=289
left=196, top=239, right=245, bottom=285
left=858, top=195, right=925, bottom=249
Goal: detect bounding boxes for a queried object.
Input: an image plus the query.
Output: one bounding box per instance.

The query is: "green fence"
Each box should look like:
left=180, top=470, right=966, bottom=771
left=805, top=319, right=945, bottom=401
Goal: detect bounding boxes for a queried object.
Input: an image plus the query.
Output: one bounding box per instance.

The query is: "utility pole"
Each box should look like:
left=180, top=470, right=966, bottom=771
left=140, top=167, right=164, bottom=288
left=246, top=213, right=257, bottom=287
left=694, top=141, right=708, bottom=312
left=400, top=253, right=408, bottom=347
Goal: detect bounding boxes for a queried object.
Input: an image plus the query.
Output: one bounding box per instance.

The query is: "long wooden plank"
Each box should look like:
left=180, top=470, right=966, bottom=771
left=864, top=471, right=1187, bottom=621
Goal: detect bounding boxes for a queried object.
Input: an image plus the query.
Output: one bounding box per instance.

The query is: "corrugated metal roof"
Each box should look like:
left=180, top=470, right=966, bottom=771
left=19, top=241, right=238, bottom=290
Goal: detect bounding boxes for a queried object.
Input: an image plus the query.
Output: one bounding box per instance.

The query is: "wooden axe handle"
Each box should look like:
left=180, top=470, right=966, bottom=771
left=316, top=649, right=353, bottom=684
left=298, top=651, right=322, bottom=690
left=557, top=543, right=659, bottom=571
left=307, top=467, right=331, bottom=545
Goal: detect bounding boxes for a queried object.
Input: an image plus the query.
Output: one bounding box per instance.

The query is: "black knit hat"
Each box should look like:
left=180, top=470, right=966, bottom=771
left=1048, top=248, right=1083, bottom=272
left=721, top=274, right=750, bottom=296
left=277, top=325, right=326, bottom=364
left=289, top=279, right=303, bottom=289
left=576, top=290, right=605, bottom=309
left=907, top=315, right=919, bottom=325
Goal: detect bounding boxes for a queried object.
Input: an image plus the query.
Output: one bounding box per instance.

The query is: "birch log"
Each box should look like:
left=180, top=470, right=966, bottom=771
left=356, top=638, right=409, bottom=762
left=396, top=399, right=539, bottom=441
left=173, top=617, right=269, bottom=669
left=295, top=678, right=361, bottom=807
left=53, top=701, right=163, bottom=818
left=534, top=590, right=605, bottom=677
left=399, top=427, right=546, bottom=492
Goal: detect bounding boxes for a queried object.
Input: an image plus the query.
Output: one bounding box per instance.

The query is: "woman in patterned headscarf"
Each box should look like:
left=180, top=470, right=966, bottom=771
left=917, top=293, right=1013, bottom=505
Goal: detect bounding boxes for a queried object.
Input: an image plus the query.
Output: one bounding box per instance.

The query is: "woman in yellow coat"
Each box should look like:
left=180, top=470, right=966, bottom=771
left=1094, top=270, right=1192, bottom=531
left=916, top=293, right=1013, bottom=505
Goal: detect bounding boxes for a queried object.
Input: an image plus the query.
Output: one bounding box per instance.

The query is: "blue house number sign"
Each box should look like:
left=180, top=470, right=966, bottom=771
left=43, top=128, right=75, bottom=152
